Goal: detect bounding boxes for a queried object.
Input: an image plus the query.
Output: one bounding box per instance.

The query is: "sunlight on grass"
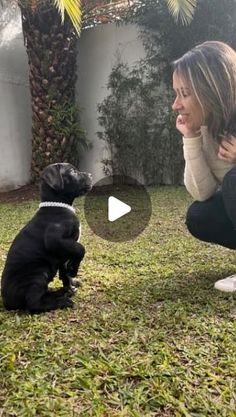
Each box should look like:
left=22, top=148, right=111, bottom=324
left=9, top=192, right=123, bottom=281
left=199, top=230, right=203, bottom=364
left=0, top=187, right=236, bottom=416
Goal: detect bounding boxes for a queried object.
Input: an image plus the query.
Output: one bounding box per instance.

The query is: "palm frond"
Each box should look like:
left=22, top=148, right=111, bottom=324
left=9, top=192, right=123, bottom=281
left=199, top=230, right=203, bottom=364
left=53, top=0, right=82, bottom=34
left=165, top=0, right=197, bottom=25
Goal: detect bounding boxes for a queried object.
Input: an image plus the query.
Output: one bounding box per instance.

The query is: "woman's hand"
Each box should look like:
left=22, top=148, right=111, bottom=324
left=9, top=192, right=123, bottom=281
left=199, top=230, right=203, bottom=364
left=218, top=136, right=236, bottom=163
left=176, top=114, right=201, bottom=138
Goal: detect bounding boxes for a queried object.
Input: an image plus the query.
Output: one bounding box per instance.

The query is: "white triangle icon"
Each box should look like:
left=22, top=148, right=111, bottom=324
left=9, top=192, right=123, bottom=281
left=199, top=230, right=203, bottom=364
left=108, top=196, right=131, bottom=222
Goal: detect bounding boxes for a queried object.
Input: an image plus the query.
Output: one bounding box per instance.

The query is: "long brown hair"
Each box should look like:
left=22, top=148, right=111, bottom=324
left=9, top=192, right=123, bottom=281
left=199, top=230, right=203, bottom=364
left=173, top=41, right=236, bottom=142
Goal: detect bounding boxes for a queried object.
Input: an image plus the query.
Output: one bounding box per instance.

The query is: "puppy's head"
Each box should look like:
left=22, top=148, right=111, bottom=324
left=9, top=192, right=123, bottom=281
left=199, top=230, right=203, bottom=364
left=40, top=163, right=92, bottom=202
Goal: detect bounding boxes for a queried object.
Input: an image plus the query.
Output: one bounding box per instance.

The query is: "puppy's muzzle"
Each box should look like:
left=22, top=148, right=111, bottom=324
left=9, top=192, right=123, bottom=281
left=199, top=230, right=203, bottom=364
left=78, top=173, right=93, bottom=195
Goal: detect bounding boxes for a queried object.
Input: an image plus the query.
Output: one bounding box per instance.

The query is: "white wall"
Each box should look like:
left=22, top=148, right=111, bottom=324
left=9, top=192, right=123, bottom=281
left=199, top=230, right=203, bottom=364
left=0, top=6, right=32, bottom=191
left=0, top=15, right=144, bottom=190
left=76, top=23, right=145, bottom=183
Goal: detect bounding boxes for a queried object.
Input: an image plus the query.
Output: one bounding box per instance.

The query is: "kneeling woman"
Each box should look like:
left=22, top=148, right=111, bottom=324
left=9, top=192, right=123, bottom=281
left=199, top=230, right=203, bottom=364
left=172, top=40, right=236, bottom=292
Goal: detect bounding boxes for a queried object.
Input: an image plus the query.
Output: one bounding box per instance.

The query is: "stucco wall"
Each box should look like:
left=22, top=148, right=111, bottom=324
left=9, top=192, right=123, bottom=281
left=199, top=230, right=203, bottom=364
left=76, top=23, right=145, bottom=183
left=0, top=6, right=32, bottom=191
left=0, top=11, right=144, bottom=191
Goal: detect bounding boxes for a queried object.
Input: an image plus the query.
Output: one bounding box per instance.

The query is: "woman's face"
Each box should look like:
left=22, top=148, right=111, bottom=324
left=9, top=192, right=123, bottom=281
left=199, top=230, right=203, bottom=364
left=172, top=70, right=205, bottom=132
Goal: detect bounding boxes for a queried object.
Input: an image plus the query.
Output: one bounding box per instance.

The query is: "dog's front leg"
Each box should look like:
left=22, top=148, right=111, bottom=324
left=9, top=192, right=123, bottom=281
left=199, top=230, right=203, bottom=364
left=57, top=239, right=85, bottom=291
left=45, top=224, right=86, bottom=291
left=59, top=249, right=85, bottom=293
left=59, top=263, right=76, bottom=294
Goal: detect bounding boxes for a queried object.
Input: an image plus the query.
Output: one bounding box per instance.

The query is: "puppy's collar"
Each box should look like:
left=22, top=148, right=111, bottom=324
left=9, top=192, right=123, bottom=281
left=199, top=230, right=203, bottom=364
left=39, top=202, right=75, bottom=213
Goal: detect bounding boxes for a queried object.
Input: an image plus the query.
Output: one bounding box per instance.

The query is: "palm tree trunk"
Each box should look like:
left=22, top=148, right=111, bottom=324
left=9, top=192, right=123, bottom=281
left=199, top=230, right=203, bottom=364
left=19, top=1, right=82, bottom=181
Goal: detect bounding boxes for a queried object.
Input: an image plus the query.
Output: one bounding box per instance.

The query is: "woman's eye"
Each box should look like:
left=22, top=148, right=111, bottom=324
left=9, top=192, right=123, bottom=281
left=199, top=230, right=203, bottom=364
left=181, top=89, right=190, bottom=98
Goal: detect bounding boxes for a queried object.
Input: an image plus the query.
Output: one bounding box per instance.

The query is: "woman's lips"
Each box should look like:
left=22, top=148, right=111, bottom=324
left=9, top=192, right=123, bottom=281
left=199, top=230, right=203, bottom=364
left=179, top=114, right=189, bottom=122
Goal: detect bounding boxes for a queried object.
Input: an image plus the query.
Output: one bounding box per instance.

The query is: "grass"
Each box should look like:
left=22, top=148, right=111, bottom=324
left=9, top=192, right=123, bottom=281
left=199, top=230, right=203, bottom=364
left=0, top=186, right=236, bottom=417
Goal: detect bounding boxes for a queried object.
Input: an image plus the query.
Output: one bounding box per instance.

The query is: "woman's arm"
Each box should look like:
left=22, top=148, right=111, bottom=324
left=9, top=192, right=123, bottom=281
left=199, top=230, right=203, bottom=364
left=183, top=134, right=219, bottom=201
left=175, top=115, right=219, bottom=201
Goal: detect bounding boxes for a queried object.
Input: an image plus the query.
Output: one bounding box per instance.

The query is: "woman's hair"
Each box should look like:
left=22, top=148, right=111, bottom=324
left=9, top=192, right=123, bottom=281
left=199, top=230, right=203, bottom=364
left=172, top=41, right=236, bottom=142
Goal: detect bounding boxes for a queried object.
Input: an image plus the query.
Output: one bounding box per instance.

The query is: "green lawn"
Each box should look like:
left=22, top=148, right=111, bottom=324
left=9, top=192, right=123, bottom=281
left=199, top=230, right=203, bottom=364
left=0, top=186, right=236, bottom=417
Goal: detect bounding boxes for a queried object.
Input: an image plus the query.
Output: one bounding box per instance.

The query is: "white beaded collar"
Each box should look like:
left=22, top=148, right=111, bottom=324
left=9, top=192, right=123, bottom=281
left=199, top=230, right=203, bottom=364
left=39, top=202, right=75, bottom=213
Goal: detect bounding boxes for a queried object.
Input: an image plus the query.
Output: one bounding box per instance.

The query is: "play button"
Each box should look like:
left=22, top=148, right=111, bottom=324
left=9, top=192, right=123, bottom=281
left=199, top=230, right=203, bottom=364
left=84, top=175, right=152, bottom=242
left=108, top=196, right=131, bottom=222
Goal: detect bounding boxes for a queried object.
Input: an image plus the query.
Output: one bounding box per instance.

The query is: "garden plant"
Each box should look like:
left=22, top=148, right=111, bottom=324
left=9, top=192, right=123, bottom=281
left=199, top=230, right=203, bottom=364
left=0, top=0, right=196, bottom=181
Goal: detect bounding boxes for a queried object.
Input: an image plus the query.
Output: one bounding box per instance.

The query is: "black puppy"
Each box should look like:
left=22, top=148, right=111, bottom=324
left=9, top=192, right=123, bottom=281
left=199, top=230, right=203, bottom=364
left=1, top=163, right=92, bottom=313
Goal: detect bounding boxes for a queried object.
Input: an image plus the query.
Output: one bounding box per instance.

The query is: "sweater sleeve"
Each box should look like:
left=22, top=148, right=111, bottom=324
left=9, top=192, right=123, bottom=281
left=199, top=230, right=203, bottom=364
left=183, top=134, right=219, bottom=201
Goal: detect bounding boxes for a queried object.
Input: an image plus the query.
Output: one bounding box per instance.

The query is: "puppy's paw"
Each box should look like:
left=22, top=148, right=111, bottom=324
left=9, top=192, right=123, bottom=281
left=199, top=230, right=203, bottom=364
left=64, top=285, right=77, bottom=297
left=59, top=296, right=74, bottom=309
left=70, top=278, right=82, bottom=288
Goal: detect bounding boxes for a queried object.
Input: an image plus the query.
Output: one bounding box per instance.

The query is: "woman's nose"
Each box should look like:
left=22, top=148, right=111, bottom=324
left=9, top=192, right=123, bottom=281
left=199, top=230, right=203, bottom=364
left=172, top=96, right=182, bottom=111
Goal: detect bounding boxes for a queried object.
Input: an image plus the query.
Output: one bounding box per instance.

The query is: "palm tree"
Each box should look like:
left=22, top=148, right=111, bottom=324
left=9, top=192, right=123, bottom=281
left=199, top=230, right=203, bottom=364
left=17, top=0, right=84, bottom=181
left=165, top=0, right=197, bottom=25
left=1, top=0, right=197, bottom=181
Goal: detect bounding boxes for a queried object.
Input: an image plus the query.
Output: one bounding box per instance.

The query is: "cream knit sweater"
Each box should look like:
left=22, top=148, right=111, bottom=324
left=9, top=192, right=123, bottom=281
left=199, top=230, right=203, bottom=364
left=183, top=126, right=235, bottom=201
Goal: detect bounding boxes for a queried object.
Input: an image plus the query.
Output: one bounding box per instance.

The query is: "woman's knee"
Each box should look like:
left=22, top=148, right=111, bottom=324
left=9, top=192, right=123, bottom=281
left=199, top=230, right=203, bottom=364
left=222, top=166, right=236, bottom=194
left=185, top=201, right=207, bottom=239
left=185, top=191, right=232, bottom=244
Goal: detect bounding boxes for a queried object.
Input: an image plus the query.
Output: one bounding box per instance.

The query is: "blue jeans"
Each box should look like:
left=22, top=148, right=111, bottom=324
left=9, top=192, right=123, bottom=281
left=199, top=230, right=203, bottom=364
left=185, top=167, right=236, bottom=249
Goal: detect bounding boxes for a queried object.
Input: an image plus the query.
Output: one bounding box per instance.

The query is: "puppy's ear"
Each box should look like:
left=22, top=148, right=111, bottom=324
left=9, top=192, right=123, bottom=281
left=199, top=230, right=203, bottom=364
left=41, top=164, right=64, bottom=191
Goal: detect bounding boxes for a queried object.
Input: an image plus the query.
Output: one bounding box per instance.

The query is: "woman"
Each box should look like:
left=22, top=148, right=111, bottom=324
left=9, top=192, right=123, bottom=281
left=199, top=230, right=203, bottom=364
left=172, top=40, right=236, bottom=292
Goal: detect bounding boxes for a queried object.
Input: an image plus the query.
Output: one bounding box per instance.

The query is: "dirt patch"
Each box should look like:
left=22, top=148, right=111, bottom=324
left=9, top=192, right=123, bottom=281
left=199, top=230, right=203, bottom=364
left=0, top=184, right=39, bottom=203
